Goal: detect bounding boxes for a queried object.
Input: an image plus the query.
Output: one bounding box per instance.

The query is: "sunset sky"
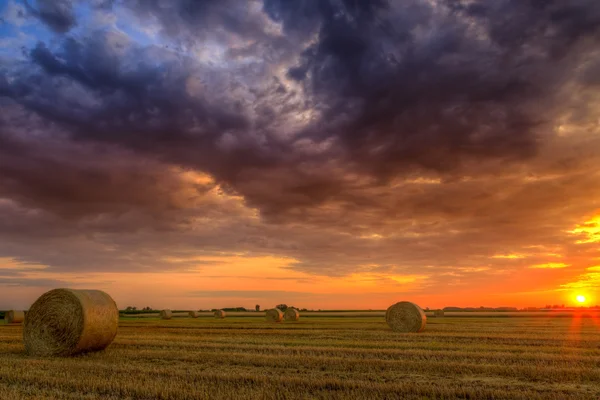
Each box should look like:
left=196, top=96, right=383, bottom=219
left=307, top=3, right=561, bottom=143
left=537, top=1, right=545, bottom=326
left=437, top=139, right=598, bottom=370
left=1, top=0, right=599, bottom=311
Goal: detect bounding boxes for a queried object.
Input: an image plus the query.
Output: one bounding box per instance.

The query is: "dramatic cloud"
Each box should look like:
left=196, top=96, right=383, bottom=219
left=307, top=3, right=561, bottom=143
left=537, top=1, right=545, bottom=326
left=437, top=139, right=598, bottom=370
left=24, top=0, right=77, bottom=33
left=0, top=0, right=599, bottom=308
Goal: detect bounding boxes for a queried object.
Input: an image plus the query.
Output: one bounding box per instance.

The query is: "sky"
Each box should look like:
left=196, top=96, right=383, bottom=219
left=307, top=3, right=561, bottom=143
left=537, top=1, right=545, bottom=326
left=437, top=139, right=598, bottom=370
left=0, top=0, right=599, bottom=311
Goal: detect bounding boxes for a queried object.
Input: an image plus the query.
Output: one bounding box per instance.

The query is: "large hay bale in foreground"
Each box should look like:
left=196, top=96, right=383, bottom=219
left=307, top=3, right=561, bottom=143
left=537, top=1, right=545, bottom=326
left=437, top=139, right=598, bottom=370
left=434, top=310, right=445, bottom=318
left=5, top=310, right=25, bottom=324
left=284, top=308, right=300, bottom=321
left=189, top=311, right=199, bottom=318
left=265, top=308, right=283, bottom=323
left=23, top=289, right=118, bottom=356
left=160, top=310, right=172, bottom=320
left=386, top=301, right=426, bottom=333
left=214, top=309, right=226, bottom=319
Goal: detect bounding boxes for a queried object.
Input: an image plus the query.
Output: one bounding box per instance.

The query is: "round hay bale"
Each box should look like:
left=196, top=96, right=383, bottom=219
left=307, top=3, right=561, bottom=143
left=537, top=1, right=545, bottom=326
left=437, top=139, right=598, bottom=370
left=160, top=309, right=172, bottom=320
left=23, top=289, right=118, bottom=356
left=188, top=311, right=199, bottom=318
left=265, top=308, right=283, bottom=323
left=434, top=310, right=445, bottom=318
left=5, top=310, right=25, bottom=324
left=284, top=308, right=299, bottom=321
left=214, top=309, right=226, bottom=319
left=385, top=301, right=426, bottom=333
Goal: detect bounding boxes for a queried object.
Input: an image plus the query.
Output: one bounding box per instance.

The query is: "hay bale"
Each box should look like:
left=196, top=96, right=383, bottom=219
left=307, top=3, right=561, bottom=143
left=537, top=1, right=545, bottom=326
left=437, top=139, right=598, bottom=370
left=434, top=310, right=445, bottom=318
left=5, top=310, right=25, bottom=324
left=189, top=311, right=199, bottom=318
left=385, top=301, right=426, bottom=333
left=284, top=308, right=300, bottom=321
left=160, top=309, right=172, bottom=320
left=214, top=309, right=226, bottom=319
left=265, top=308, right=283, bottom=323
left=23, top=288, right=118, bottom=356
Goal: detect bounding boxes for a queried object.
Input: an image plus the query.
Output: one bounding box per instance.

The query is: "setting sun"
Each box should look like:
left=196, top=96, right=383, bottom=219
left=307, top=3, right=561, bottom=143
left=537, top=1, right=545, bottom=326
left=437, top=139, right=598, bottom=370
left=576, top=295, right=586, bottom=303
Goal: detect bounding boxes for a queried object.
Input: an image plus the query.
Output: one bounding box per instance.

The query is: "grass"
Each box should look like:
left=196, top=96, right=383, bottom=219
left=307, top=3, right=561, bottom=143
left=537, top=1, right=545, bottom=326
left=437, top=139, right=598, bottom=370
left=1, top=316, right=599, bottom=399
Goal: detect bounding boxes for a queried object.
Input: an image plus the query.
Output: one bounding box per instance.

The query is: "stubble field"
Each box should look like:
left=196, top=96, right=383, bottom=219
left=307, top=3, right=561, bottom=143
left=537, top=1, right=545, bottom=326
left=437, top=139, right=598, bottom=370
left=1, top=315, right=599, bottom=399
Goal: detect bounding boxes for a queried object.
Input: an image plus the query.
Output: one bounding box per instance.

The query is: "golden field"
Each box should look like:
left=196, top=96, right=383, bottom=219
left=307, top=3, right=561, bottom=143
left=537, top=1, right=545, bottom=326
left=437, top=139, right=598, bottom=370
left=1, top=315, right=599, bottom=399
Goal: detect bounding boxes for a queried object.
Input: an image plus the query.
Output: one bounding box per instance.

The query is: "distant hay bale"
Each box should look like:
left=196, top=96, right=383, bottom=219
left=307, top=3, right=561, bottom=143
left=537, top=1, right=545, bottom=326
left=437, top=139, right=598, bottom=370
left=5, top=310, right=25, bottom=324
left=385, top=301, right=427, bottom=333
left=23, top=288, right=119, bottom=356
left=160, top=309, right=172, bottom=320
left=189, top=311, right=199, bottom=318
left=265, top=308, right=283, bottom=323
left=434, top=310, right=445, bottom=318
left=284, top=308, right=300, bottom=321
left=214, top=309, right=226, bottom=319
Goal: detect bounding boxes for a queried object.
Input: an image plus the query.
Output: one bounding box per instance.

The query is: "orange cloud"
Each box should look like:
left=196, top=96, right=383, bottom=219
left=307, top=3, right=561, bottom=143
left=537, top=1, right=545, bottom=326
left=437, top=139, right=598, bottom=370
left=492, top=254, right=526, bottom=259
left=561, top=266, right=600, bottom=291
left=569, top=215, right=600, bottom=244
left=530, top=263, right=570, bottom=269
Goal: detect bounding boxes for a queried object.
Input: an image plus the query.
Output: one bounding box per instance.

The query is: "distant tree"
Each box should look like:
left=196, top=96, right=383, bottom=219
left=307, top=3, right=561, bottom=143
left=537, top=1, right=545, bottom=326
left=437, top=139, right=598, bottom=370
left=275, top=304, right=288, bottom=311
left=255, top=304, right=260, bottom=312
left=222, top=307, right=247, bottom=312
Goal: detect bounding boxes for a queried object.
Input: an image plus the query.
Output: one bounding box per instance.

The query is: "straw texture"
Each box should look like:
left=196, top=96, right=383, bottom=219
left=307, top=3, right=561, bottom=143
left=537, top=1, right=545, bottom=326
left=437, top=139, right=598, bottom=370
left=189, top=311, right=199, bottom=318
left=5, top=310, right=25, bottom=324
left=265, top=308, right=283, bottom=322
left=434, top=310, right=445, bottom=318
left=385, top=301, right=427, bottom=333
left=284, top=308, right=300, bottom=321
left=160, top=310, right=172, bottom=320
left=214, top=310, right=226, bottom=319
left=23, top=289, right=118, bottom=356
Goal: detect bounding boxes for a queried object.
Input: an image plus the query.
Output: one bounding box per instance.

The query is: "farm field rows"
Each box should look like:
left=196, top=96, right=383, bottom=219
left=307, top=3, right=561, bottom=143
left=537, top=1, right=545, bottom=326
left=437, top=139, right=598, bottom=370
left=1, top=316, right=600, bottom=399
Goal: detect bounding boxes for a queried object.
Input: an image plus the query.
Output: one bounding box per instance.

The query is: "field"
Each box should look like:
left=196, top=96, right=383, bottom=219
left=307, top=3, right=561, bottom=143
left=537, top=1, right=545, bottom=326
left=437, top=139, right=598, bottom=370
left=1, top=315, right=600, bottom=399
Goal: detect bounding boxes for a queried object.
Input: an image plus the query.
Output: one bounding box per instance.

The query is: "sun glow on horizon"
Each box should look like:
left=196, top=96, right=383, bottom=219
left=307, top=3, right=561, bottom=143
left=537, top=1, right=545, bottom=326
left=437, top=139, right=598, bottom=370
left=576, top=295, right=586, bottom=304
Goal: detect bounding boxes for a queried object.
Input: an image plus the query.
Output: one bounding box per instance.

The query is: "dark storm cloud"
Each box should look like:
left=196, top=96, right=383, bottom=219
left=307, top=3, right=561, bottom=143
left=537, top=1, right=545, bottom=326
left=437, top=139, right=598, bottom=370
left=0, top=103, right=217, bottom=220
left=3, top=0, right=598, bottom=215
left=127, top=0, right=270, bottom=44
left=0, top=0, right=599, bottom=280
left=269, top=0, right=600, bottom=179
left=10, top=31, right=279, bottom=179
left=24, top=0, right=76, bottom=33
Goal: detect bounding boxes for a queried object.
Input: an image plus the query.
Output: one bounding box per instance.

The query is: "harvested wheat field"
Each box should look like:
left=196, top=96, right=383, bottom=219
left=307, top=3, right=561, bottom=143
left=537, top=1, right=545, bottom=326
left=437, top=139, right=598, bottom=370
left=1, top=315, right=600, bottom=399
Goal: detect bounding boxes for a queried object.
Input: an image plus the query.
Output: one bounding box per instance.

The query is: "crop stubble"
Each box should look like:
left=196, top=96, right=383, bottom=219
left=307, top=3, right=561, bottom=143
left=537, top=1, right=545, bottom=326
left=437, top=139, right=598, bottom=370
left=0, top=316, right=599, bottom=399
